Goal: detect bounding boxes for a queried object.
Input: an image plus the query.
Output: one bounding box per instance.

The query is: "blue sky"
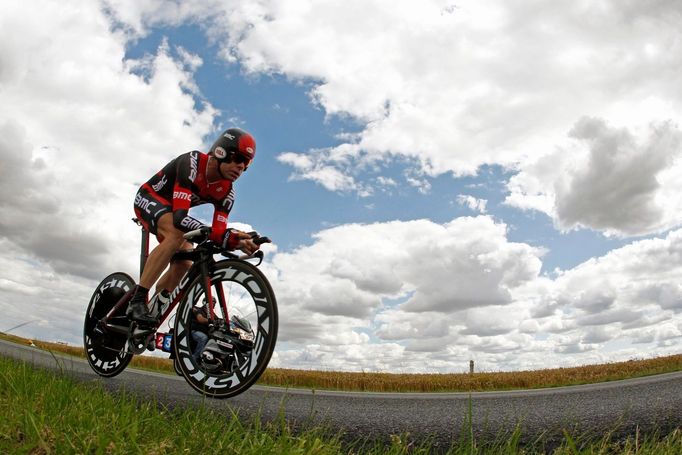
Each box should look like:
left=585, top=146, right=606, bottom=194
left=1, top=0, right=682, bottom=373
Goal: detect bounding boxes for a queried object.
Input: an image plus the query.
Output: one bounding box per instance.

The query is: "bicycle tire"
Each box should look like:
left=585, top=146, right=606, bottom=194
left=83, top=272, right=135, bottom=377
left=173, top=357, right=184, bottom=376
left=173, top=259, right=278, bottom=398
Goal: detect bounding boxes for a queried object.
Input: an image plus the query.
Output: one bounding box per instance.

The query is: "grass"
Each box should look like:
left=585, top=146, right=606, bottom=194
left=3, top=331, right=681, bottom=393
left=0, top=355, right=344, bottom=454
left=1, top=355, right=681, bottom=454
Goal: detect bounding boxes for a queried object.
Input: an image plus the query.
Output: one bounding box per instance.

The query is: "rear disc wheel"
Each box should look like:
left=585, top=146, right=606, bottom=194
left=83, top=272, right=135, bottom=377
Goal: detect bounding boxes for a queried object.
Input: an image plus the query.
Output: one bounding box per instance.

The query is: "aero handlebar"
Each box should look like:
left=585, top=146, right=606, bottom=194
left=183, top=227, right=271, bottom=246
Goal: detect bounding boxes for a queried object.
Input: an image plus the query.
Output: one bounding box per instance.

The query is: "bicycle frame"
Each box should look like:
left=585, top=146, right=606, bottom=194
left=84, top=218, right=276, bottom=396
left=138, top=218, right=150, bottom=277
left=99, top=222, right=229, bottom=337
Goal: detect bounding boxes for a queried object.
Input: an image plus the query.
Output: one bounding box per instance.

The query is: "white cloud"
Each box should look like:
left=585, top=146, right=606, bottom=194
left=270, top=341, right=409, bottom=372
left=461, top=305, right=522, bottom=336
left=550, top=229, right=682, bottom=317
left=0, top=0, right=216, bottom=341
left=506, top=117, right=682, bottom=237
left=0, top=0, right=217, bottom=280
left=375, top=309, right=451, bottom=341
left=376, top=176, right=397, bottom=188
left=261, top=215, right=547, bottom=370
left=277, top=150, right=364, bottom=194
left=515, top=228, right=682, bottom=361
left=457, top=195, right=488, bottom=214
left=266, top=225, right=682, bottom=372
left=185, top=0, right=682, bottom=205
left=0, top=239, right=96, bottom=345
left=101, top=0, right=216, bottom=35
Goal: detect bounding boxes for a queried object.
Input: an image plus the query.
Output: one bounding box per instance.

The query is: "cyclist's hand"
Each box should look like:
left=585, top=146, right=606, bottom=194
left=233, top=230, right=259, bottom=255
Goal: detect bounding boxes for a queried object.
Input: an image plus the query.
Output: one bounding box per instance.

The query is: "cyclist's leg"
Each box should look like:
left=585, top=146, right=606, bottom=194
left=130, top=188, right=171, bottom=323
left=154, top=216, right=193, bottom=293
left=156, top=247, right=193, bottom=293
left=139, top=212, right=188, bottom=290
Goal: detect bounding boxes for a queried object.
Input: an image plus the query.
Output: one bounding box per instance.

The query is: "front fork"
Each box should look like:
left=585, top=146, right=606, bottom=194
left=199, top=256, right=229, bottom=326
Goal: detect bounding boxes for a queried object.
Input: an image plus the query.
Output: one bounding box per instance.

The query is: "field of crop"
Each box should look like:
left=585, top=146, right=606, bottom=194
left=2, top=331, right=682, bottom=393
left=259, top=354, right=682, bottom=392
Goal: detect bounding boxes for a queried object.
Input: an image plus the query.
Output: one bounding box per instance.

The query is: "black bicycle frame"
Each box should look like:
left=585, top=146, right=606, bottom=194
left=137, top=218, right=150, bottom=277
left=100, top=222, right=229, bottom=335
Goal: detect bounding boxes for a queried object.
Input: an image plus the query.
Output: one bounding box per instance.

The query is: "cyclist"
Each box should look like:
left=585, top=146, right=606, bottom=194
left=128, top=128, right=261, bottom=325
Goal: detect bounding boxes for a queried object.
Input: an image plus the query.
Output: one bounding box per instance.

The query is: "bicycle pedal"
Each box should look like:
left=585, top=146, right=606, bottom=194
left=125, top=337, right=150, bottom=355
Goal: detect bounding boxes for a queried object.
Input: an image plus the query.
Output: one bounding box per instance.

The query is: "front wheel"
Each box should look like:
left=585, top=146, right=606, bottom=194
left=83, top=272, right=135, bottom=377
left=173, top=259, right=278, bottom=398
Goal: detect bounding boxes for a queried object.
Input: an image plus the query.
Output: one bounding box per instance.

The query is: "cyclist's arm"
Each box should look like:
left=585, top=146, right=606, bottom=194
left=209, top=206, right=240, bottom=250
left=170, top=152, right=205, bottom=233
left=213, top=205, right=260, bottom=254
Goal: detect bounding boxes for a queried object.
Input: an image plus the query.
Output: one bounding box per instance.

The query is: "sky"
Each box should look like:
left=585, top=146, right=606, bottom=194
left=1, top=0, right=682, bottom=373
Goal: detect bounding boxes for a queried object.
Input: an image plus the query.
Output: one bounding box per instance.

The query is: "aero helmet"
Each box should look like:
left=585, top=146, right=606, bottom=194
left=210, top=128, right=256, bottom=167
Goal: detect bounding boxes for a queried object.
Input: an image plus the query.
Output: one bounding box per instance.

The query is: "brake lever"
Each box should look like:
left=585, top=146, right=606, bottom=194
left=220, top=231, right=270, bottom=265
left=237, top=250, right=264, bottom=265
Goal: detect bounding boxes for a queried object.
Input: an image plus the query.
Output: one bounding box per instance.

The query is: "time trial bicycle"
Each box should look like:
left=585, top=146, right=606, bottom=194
left=83, top=219, right=278, bottom=398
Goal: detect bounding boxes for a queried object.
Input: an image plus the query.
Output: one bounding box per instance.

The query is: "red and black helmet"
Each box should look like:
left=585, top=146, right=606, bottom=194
left=210, top=128, right=256, bottom=167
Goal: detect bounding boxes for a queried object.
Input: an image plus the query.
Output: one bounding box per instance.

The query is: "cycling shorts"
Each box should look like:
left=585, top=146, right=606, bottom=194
left=133, top=184, right=172, bottom=236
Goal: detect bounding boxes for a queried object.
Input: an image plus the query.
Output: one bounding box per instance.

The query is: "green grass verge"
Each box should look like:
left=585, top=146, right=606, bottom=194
left=2, top=355, right=682, bottom=454
left=0, top=355, right=346, bottom=454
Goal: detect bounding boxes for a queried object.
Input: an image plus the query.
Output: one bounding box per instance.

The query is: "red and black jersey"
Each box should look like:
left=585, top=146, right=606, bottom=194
left=136, top=151, right=237, bottom=248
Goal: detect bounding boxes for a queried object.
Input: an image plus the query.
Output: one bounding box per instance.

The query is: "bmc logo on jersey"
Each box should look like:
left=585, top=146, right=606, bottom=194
left=180, top=217, right=203, bottom=230
left=189, top=151, right=198, bottom=181
left=152, top=175, right=167, bottom=192
left=173, top=191, right=192, bottom=202
left=135, top=193, right=157, bottom=214
left=222, top=189, right=235, bottom=211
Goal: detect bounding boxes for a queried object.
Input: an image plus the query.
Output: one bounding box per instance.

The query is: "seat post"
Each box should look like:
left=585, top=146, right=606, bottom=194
left=133, top=218, right=150, bottom=280
left=140, top=225, right=149, bottom=278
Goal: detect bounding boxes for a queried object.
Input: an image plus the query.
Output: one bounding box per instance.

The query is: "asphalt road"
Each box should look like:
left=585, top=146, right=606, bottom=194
left=2, top=338, right=681, bottom=450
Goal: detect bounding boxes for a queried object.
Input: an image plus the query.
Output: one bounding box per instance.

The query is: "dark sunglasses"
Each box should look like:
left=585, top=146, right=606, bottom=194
left=227, top=151, right=252, bottom=167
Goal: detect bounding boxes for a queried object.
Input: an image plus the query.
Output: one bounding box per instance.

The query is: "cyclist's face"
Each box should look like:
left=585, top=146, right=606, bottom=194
left=219, top=160, right=246, bottom=181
